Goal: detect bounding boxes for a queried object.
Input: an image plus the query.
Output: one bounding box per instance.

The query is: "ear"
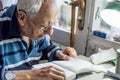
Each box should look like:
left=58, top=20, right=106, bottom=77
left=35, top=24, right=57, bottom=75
left=16, top=10, right=28, bottom=27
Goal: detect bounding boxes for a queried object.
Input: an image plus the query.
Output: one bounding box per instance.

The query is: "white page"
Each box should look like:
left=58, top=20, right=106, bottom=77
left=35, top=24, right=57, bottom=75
left=90, top=48, right=117, bottom=65
left=32, top=62, right=76, bottom=80
left=53, top=58, right=94, bottom=74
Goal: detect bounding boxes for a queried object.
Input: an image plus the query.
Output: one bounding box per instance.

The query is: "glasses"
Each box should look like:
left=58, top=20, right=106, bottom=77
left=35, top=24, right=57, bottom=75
left=18, top=9, right=53, bottom=35
left=31, top=21, right=53, bottom=35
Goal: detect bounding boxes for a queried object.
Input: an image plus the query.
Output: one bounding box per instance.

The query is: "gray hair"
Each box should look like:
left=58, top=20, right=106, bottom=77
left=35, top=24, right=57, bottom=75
left=17, top=0, right=44, bottom=19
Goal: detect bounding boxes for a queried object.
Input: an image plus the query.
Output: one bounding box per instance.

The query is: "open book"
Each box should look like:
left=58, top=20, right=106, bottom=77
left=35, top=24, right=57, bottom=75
left=32, top=58, right=108, bottom=80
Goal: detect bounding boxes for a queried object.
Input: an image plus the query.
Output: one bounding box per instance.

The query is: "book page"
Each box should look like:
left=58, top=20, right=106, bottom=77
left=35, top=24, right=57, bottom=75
left=53, top=58, right=94, bottom=74
left=90, top=48, right=117, bottom=65
left=32, top=62, right=76, bottom=80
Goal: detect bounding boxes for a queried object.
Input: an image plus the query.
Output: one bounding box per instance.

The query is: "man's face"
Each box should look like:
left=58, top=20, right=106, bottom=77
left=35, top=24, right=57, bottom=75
left=17, top=0, right=59, bottom=40
left=17, top=7, right=58, bottom=40
left=18, top=14, right=54, bottom=40
left=25, top=15, right=55, bottom=40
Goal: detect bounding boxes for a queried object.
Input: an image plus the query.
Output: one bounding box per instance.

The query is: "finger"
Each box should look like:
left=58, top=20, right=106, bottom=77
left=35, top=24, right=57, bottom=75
left=68, top=51, right=77, bottom=58
left=41, top=66, right=64, bottom=72
left=58, top=51, right=70, bottom=60
left=60, top=53, right=71, bottom=60
left=49, top=66, right=64, bottom=72
left=56, top=50, right=70, bottom=60
left=63, top=47, right=77, bottom=58
left=48, top=67, right=66, bottom=80
left=40, top=66, right=64, bottom=76
left=40, top=67, right=66, bottom=80
left=69, top=48, right=77, bottom=57
left=50, top=72, right=66, bottom=80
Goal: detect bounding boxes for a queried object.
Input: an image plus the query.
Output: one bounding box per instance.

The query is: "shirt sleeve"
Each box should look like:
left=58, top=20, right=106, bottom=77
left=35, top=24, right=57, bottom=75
left=0, top=3, right=17, bottom=80
left=39, top=35, right=62, bottom=61
left=1, top=0, right=18, bottom=9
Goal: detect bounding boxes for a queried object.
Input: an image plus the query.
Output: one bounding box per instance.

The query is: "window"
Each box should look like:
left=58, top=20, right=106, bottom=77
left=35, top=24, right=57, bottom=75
left=92, top=0, right=120, bottom=43
left=54, top=0, right=71, bottom=32
left=52, top=0, right=88, bottom=55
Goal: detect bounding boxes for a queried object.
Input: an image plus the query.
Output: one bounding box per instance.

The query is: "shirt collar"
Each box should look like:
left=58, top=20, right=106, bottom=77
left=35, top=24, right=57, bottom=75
left=9, top=5, right=21, bottom=38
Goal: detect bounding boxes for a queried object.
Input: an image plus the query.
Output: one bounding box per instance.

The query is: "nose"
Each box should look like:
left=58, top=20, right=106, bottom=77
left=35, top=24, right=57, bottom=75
left=45, top=26, right=54, bottom=35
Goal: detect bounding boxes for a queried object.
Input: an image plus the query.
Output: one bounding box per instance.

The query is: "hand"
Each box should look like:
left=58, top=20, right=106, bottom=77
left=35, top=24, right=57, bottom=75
left=32, top=66, right=66, bottom=80
left=56, top=47, right=77, bottom=60
left=14, top=66, right=66, bottom=80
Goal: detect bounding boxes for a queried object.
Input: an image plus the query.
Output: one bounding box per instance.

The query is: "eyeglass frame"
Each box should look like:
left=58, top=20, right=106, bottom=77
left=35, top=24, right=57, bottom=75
left=18, top=9, right=53, bottom=35
left=31, top=21, right=53, bottom=35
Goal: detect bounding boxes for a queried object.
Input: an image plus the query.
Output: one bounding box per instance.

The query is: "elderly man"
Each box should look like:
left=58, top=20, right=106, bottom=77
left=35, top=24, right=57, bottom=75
left=0, top=0, right=77, bottom=80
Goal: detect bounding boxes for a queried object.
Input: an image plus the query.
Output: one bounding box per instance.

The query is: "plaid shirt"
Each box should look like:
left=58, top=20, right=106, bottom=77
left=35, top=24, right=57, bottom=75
left=0, top=5, right=61, bottom=80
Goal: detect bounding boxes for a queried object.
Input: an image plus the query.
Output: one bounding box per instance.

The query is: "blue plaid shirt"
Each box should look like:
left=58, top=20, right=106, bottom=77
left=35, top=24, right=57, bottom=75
left=0, top=5, right=61, bottom=80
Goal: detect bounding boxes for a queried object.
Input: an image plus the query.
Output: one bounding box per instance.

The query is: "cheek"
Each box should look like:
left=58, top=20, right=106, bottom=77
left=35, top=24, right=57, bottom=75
left=34, top=30, right=45, bottom=39
left=28, top=29, right=39, bottom=39
left=45, top=27, right=54, bottom=35
left=33, top=30, right=41, bottom=37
